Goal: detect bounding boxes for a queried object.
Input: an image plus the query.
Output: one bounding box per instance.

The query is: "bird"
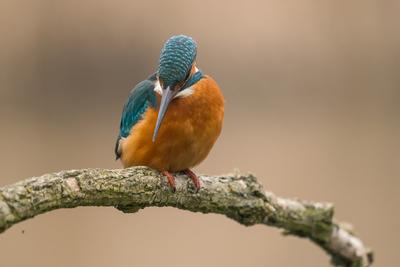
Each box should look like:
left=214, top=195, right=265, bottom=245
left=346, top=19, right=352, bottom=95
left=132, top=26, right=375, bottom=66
left=115, top=35, right=224, bottom=191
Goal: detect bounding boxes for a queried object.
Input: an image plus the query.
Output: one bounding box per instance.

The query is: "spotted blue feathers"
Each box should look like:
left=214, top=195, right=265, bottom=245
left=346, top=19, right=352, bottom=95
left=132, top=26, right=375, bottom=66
left=158, top=35, right=197, bottom=88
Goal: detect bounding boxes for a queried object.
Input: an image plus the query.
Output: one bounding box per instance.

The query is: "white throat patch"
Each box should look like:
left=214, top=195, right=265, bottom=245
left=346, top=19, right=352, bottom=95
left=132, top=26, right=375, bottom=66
left=154, top=80, right=162, bottom=95
left=174, top=86, right=194, bottom=98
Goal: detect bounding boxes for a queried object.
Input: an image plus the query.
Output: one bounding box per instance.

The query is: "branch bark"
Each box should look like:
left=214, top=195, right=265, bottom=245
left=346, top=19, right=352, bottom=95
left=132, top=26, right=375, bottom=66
left=0, top=167, right=373, bottom=267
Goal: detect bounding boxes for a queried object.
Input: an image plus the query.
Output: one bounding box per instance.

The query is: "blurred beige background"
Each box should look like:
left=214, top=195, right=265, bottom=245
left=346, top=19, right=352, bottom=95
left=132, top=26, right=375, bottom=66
left=0, top=1, right=399, bottom=266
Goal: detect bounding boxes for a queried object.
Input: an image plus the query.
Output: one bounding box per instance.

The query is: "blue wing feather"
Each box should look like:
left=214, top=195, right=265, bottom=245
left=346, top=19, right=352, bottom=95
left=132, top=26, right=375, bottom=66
left=115, top=73, right=157, bottom=159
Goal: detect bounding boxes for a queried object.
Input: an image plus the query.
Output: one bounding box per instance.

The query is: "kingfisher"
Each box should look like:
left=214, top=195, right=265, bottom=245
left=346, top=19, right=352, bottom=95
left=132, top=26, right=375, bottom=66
left=115, top=35, right=224, bottom=191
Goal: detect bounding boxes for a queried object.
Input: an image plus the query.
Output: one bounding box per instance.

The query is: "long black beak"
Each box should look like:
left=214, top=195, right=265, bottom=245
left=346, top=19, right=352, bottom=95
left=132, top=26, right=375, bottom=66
left=153, top=86, right=175, bottom=142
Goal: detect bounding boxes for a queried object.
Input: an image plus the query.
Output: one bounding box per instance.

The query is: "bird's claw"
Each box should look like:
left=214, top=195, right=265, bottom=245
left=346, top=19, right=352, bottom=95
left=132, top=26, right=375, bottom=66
left=162, top=169, right=201, bottom=192
left=184, top=169, right=201, bottom=191
left=162, top=171, right=176, bottom=192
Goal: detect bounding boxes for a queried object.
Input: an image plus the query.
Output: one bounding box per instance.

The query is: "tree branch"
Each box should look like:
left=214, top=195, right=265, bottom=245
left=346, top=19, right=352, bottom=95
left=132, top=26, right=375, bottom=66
left=0, top=167, right=373, bottom=267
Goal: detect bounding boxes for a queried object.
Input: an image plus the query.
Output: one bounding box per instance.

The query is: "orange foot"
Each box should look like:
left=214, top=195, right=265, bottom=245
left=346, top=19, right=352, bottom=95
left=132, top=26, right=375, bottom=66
left=162, top=171, right=176, bottom=192
left=184, top=169, right=201, bottom=191
left=162, top=170, right=201, bottom=192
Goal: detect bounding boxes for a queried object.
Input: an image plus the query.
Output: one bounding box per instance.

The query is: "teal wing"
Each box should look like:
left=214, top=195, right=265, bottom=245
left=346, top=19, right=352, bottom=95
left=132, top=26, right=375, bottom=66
left=115, top=73, right=157, bottom=159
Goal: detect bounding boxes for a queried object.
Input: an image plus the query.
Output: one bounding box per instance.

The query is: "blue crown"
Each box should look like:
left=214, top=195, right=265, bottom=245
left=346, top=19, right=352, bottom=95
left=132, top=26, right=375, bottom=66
left=158, top=35, right=197, bottom=88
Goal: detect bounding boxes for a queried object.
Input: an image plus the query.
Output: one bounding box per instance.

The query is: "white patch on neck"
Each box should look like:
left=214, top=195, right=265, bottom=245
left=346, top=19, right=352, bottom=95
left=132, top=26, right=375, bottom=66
left=154, top=67, right=199, bottom=98
left=154, top=80, right=162, bottom=95
left=174, top=86, right=194, bottom=98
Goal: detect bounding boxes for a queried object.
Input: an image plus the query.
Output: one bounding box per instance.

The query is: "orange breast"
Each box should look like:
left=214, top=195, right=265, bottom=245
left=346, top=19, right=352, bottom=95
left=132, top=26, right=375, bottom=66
left=121, top=75, right=224, bottom=172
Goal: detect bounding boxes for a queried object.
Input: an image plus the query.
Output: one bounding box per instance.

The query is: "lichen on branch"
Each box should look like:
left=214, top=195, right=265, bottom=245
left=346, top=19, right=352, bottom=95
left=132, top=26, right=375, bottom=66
left=0, top=167, right=373, bottom=267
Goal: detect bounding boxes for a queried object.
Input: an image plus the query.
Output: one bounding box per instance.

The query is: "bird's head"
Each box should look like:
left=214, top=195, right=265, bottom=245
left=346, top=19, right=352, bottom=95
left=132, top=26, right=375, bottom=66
left=153, top=35, right=197, bottom=142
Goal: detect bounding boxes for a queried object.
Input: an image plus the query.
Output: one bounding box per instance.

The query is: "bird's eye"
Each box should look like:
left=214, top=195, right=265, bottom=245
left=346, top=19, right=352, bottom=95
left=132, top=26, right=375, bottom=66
left=181, top=70, right=191, bottom=86
left=174, top=70, right=192, bottom=90
left=184, top=70, right=191, bottom=82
